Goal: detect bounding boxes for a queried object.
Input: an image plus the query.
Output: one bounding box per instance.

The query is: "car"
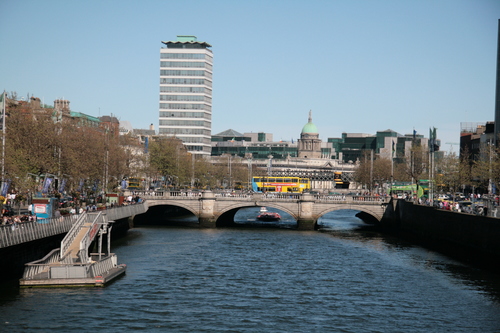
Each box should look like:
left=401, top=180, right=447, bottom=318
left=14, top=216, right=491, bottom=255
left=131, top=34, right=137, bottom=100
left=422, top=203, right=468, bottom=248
left=438, top=194, right=450, bottom=201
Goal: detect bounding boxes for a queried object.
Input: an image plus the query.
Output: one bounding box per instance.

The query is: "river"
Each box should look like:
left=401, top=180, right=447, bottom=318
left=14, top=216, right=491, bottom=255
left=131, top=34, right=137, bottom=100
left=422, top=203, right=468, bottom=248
left=1, top=208, right=500, bottom=332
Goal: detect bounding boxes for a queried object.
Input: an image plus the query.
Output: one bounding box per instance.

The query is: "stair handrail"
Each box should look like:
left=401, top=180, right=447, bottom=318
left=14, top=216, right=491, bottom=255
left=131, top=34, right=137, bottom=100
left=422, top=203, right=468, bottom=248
left=60, top=213, right=88, bottom=258
left=78, top=212, right=105, bottom=263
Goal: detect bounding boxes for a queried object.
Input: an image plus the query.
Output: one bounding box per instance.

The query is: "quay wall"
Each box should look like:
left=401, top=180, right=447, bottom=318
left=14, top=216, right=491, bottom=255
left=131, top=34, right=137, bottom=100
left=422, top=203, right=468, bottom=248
left=391, top=199, right=500, bottom=266
left=0, top=234, right=64, bottom=281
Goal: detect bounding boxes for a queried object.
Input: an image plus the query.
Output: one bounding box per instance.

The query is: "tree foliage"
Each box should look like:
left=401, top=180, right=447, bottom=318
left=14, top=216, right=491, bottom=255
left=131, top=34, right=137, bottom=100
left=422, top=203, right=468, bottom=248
left=3, top=100, right=131, bottom=195
left=354, top=152, right=392, bottom=190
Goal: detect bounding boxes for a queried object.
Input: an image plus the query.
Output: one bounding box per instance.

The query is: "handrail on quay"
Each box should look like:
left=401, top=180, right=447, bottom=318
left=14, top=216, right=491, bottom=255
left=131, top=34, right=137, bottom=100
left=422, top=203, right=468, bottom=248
left=0, top=203, right=148, bottom=249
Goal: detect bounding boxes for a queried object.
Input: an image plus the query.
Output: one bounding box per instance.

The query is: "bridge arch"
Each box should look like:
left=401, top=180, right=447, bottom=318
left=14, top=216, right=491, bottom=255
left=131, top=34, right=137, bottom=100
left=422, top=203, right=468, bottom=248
left=315, top=205, right=383, bottom=223
left=147, top=201, right=199, bottom=216
left=141, top=200, right=200, bottom=225
left=216, top=203, right=298, bottom=221
left=140, top=193, right=390, bottom=230
left=215, top=202, right=299, bottom=227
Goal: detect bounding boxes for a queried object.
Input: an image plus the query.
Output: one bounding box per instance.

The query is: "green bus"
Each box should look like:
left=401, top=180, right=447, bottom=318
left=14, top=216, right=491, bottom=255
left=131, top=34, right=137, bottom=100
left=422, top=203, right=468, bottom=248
left=389, top=180, right=429, bottom=198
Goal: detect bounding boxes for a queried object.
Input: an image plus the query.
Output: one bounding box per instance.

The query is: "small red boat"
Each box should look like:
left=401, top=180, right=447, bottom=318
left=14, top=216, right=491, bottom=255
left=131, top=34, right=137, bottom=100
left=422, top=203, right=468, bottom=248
left=256, top=207, right=281, bottom=222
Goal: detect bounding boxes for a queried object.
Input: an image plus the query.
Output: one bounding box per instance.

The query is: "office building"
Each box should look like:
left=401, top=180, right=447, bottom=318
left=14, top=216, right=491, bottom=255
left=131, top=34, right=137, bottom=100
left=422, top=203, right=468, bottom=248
left=159, top=35, right=213, bottom=155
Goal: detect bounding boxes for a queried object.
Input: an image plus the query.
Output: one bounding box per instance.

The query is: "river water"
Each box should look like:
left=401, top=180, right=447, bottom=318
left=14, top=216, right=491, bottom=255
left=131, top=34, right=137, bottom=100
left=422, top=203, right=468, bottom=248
left=1, top=208, right=500, bottom=332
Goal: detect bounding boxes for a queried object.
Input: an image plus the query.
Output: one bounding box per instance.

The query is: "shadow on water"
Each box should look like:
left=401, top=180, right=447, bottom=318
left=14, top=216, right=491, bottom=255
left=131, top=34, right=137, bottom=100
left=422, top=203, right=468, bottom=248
left=317, top=209, right=500, bottom=303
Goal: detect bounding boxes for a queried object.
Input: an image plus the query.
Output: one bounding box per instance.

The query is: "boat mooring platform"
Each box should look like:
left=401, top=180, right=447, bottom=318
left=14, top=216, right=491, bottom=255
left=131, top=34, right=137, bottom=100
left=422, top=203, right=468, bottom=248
left=19, top=212, right=126, bottom=287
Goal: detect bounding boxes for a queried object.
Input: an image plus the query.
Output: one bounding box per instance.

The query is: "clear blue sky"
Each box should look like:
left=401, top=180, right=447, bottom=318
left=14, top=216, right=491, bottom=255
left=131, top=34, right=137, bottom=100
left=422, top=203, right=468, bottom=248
left=1, top=0, right=499, bottom=153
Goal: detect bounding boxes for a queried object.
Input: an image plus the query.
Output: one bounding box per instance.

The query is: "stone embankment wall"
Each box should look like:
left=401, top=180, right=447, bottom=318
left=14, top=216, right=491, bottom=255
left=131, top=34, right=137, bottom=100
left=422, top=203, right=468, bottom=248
left=390, top=199, right=500, bottom=266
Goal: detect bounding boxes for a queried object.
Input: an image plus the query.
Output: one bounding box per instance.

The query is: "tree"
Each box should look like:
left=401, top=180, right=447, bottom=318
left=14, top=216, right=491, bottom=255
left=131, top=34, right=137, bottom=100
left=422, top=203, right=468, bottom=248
left=3, top=95, right=130, bottom=197
left=435, top=152, right=460, bottom=193
left=148, top=137, right=191, bottom=187
left=471, top=142, right=499, bottom=193
left=353, top=151, right=392, bottom=191
left=399, top=144, right=429, bottom=183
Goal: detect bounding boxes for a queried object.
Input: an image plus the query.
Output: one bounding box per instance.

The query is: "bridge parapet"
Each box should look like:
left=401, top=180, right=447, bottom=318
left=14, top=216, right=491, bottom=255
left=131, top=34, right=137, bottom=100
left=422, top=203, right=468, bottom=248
left=141, top=191, right=389, bottom=206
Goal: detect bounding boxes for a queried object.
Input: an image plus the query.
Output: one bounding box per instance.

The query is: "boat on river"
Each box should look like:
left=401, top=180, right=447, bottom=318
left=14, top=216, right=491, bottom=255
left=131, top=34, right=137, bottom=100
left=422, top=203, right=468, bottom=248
left=256, top=207, right=281, bottom=222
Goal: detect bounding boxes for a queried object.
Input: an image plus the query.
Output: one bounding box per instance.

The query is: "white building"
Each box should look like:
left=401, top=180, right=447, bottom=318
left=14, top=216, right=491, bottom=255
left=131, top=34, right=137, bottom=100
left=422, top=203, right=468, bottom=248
left=159, top=35, right=213, bottom=155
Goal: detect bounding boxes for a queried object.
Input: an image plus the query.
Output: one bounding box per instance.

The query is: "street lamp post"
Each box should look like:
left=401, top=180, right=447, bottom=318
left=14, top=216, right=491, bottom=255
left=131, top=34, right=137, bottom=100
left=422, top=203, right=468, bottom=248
left=267, top=155, right=273, bottom=176
left=172, top=175, right=179, bottom=191
left=247, top=158, right=252, bottom=191
left=488, top=140, right=494, bottom=195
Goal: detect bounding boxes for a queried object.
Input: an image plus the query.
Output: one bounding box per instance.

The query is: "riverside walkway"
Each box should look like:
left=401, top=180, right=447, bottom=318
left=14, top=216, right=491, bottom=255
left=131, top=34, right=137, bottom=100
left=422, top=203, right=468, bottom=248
left=0, top=203, right=147, bottom=249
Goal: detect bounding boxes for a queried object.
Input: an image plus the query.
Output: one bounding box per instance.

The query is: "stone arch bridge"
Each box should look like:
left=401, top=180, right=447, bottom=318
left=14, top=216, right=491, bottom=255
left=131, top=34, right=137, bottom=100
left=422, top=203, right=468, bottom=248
left=140, top=191, right=392, bottom=230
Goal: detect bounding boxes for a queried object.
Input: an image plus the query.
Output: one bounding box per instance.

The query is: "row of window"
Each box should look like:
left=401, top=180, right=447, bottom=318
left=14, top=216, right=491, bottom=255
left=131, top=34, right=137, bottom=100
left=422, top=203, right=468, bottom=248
left=160, top=95, right=212, bottom=103
left=159, top=128, right=211, bottom=136
left=159, top=119, right=211, bottom=127
left=159, top=111, right=211, bottom=120
left=160, top=103, right=211, bottom=111
left=160, top=78, right=212, bottom=87
left=160, top=61, right=213, bottom=71
left=174, top=136, right=212, bottom=144
left=160, top=70, right=212, bottom=79
left=160, top=86, right=212, bottom=94
left=160, top=53, right=213, bottom=61
left=253, top=178, right=309, bottom=183
left=186, top=145, right=210, bottom=152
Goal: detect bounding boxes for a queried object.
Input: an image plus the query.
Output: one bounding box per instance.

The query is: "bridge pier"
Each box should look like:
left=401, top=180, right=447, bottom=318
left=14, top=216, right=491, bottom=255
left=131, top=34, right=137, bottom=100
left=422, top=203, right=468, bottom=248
left=198, top=217, right=217, bottom=228
left=297, top=193, right=317, bottom=230
left=297, top=219, right=317, bottom=230
left=199, top=191, right=216, bottom=228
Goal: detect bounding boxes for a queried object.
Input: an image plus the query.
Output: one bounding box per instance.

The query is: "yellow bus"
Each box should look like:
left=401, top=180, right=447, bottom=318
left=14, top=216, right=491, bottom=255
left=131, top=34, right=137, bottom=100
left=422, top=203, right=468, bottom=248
left=127, top=177, right=144, bottom=190
left=251, top=176, right=311, bottom=193
left=334, top=171, right=350, bottom=189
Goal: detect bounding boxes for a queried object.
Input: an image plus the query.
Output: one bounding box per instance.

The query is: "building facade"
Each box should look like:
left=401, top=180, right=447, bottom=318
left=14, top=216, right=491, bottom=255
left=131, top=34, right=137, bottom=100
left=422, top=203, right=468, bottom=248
left=297, top=111, right=322, bottom=159
left=159, top=35, right=213, bottom=155
left=329, top=129, right=435, bottom=163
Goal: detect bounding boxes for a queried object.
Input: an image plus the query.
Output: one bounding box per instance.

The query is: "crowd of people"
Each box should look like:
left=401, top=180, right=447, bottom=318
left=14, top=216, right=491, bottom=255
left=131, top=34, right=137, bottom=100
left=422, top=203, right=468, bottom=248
left=1, top=212, right=37, bottom=226
left=0, top=192, right=145, bottom=227
left=408, top=192, right=500, bottom=217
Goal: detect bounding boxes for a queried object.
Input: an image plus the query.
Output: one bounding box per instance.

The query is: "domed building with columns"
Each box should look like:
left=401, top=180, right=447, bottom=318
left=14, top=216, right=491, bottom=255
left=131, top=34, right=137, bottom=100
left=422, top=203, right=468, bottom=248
left=298, top=111, right=322, bottom=158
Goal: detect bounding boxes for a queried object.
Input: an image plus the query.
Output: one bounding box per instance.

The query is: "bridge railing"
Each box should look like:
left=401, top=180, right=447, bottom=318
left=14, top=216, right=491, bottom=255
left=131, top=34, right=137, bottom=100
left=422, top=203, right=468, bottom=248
left=0, top=214, right=79, bottom=249
left=134, top=190, right=200, bottom=199
left=314, top=195, right=390, bottom=204
left=105, top=203, right=148, bottom=220
left=140, top=190, right=390, bottom=205
left=0, top=204, right=148, bottom=249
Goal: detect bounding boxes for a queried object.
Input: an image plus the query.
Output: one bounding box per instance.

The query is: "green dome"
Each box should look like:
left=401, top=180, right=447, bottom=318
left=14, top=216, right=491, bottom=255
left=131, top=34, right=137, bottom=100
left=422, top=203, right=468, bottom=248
left=301, top=111, right=318, bottom=134
left=301, top=122, right=318, bottom=134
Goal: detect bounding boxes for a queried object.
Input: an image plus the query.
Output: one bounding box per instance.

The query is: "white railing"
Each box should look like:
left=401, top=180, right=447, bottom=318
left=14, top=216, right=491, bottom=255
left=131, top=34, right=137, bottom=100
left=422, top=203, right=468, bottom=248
left=22, top=248, right=61, bottom=280
left=89, top=254, right=118, bottom=277
left=106, top=203, right=148, bottom=220
left=60, top=213, right=88, bottom=258
left=24, top=252, right=119, bottom=280
left=78, top=213, right=104, bottom=263
left=141, top=191, right=390, bottom=205
left=1, top=203, right=147, bottom=249
left=0, top=214, right=79, bottom=249
left=260, top=193, right=301, bottom=200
